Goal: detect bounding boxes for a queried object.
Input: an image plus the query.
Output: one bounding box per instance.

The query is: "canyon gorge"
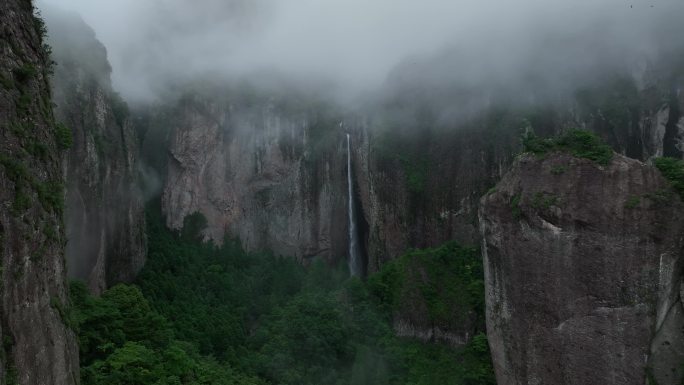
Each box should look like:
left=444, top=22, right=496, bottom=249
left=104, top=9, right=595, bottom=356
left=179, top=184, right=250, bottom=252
left=0, top=0, right=684, bottom=384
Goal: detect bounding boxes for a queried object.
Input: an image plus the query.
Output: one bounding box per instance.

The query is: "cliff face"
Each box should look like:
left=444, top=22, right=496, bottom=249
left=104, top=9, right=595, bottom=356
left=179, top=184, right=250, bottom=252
left=480, top=152, right=684, bottom=385
left=155, top=68, right=684, bottom=274
left=161, top=93, right=348, bottom=262
left=357, top=76, right=683, bottom=272
left=569, top=74, right=684, bottom=161
left=46, top=9, right=146, bottom=293
left=357, top=120, right=517, bottom=272
left=0, top=1, right=78, bottom=384
left=157, top=96, right=515, bottom=273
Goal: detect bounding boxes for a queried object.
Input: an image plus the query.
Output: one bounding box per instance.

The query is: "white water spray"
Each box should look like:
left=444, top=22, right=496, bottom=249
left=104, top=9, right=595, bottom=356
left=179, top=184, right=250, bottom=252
left=347, top=133, right=361, bottom=277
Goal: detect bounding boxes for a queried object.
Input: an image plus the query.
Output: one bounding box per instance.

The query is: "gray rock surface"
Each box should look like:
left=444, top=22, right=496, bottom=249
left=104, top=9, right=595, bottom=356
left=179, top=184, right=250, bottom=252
left=162, top=94, right=348, bottom=262
left=0, top=1, right=79, bottom=383
left=46, top=8, right=146, bottom=293
left=157, top=67, right=684, bottom=275
left=480, top=152, right=684, bottom=385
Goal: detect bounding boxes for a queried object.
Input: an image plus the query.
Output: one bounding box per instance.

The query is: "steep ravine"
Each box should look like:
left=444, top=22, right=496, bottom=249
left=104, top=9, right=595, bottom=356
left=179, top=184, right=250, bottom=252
left=0, top=1, right=78, bottom=384
left=480, top=152, right=684, bottom=385
left=1, top=2, right=682, bottom=383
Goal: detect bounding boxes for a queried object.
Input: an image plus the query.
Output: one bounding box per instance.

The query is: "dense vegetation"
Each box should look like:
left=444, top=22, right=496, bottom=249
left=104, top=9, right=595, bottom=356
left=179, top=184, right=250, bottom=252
left=368, top=243, right=486, bottom=338
left=69, top=202, right=494, bottom=384
left=522, top=129, right=613, bottom=165
left=654, top=157, right=684, bottom=200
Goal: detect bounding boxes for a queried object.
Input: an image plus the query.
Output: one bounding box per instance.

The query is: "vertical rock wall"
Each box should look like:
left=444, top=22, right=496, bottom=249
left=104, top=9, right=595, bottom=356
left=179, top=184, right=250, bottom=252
left=156, top=70, right=684, bottom=274
left=162, top=94, right=348, bottom=262
left=46, top=8, right=146, bottom=293
left=0, top=1, right=79, bottom=383
left=480, top=152, right=684, bottom=385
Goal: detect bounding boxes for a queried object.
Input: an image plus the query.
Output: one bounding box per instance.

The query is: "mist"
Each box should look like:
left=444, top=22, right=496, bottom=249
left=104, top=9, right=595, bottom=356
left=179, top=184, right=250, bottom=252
left=39, top=0, right=684, bottom=104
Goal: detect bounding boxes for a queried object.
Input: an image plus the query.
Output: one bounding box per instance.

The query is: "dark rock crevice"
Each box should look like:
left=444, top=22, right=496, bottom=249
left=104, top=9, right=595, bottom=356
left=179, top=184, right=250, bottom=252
left=349, top=145, right=369, bottom=278
left=663, top=93, right=683, bottom=158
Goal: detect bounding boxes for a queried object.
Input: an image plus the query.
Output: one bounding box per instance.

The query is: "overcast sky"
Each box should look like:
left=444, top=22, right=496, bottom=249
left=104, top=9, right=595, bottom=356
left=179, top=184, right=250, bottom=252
left=39, top=0, right=684, bottom=103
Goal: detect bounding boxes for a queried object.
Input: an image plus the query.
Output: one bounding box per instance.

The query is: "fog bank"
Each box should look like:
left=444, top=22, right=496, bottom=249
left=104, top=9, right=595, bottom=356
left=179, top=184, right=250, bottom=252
left=40, top=0, right=684, bottom=103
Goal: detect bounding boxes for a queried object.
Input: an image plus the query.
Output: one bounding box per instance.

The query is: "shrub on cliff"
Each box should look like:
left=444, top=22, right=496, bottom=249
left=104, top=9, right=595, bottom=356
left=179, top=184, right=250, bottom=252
left=54, top=122, right=73, bottom=150
left=654, top=157, right=684, bottom=199
left=522, top=129, right=613, bottom=165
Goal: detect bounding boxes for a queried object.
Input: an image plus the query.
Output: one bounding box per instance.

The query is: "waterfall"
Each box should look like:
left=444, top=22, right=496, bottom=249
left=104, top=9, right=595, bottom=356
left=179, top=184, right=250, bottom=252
left=347, top=133, right=361, bottom=277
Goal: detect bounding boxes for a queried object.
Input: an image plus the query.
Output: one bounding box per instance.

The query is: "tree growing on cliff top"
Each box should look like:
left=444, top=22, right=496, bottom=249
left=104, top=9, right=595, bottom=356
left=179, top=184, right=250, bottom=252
left=522, top=129, right=613, bottom=165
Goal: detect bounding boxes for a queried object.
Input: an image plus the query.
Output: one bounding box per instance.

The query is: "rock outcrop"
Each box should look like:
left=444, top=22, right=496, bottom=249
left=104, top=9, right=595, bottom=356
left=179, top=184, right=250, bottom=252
left=480, top=152, right=684, bottom=385
left=46, top=8, right=146, bottom=293
left=0, top=1, right=79, bottom=384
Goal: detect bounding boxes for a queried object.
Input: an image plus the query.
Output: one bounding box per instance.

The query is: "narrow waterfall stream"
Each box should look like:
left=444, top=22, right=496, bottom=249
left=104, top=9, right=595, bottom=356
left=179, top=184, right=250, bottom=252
left=347, top=133, right=362, bottom=277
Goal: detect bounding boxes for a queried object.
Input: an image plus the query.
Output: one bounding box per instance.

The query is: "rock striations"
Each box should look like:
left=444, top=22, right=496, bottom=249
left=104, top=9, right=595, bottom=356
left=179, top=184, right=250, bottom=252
left=0, top=1, right=78, bottom=384
left=161, top=94, right=349, bottom=262
left=46, top=7, right=146, bottom=293
left=480, top=152, right=684, bottom=385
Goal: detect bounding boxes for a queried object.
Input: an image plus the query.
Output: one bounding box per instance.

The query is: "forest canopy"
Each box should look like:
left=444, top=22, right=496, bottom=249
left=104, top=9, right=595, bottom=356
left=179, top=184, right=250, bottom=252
left=67, top=202, right=495, bottom=385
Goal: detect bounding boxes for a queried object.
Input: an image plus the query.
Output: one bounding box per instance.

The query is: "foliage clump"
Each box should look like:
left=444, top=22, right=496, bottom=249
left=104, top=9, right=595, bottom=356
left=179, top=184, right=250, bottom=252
left=35, top=181, right=65, bottom=214
left=522, top=129, right=613, bottom=165
left=367, top=242, right=486, bottom=331
left=624, top=196, right=641, bottom=209
left=70, top=281, right=258, bottom=385
left=653, top=157, right=684, bottom=200
left=550, top=165, right=568, bottom=175
left=55, top=122, right=73, bottom=150
left=13, top=64, right=37, bottom=84
left=0, top=72, right=14, bottom=90
left=0, top=155, right=65, bottom=215
left=25, top=139, right=48, bottom=160
left=531, top=192, right=558, bottom=210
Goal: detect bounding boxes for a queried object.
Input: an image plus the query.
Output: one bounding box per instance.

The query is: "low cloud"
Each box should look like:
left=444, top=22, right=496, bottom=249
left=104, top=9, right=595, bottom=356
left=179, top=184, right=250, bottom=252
left=40, top=0, right=684, bottom=103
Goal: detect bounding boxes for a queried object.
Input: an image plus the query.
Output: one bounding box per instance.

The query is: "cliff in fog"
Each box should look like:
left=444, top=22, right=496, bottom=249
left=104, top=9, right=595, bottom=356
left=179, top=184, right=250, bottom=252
left=155, top=91, right=349, bottom=263
left=46, top=8, right=146, bottom=293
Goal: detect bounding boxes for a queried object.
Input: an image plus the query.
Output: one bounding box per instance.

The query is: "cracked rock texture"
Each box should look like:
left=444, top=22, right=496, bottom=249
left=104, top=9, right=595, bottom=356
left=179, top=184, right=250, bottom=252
left=0, top=1, right=78, bottom=384
left=480, top=152, right=684, bottom=385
